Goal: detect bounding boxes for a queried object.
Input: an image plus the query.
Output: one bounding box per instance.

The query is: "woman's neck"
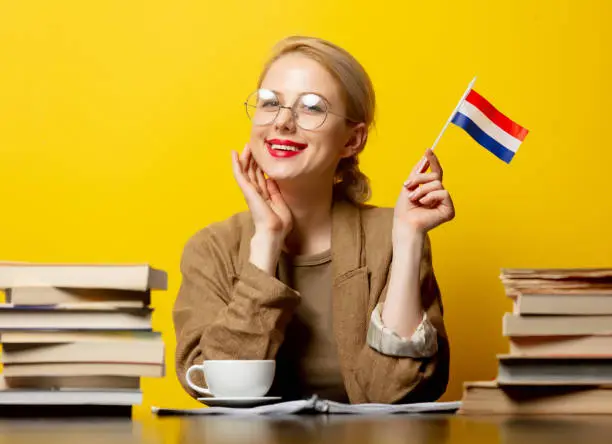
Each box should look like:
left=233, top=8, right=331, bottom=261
left=279, top=183, right=334, bottom=257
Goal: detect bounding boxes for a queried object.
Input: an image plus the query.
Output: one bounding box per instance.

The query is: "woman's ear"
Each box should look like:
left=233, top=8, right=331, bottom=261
left=341, top=123, right=367, bottom=158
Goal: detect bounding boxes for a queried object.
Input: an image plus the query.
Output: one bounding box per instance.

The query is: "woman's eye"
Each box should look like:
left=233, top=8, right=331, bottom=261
left=260, top=100, right=279, bottom=108
left=300, top=94, right=325, bottom=114
left=305, top=104, right=324, bottom=113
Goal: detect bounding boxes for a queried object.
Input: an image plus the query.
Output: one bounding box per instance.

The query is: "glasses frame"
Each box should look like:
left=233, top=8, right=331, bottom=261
left=244, top=88, right=358, bottom=130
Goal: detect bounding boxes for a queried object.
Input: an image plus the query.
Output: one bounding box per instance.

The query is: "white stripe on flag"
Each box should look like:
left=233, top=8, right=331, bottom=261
left=457, top=101, right=522, bottom=153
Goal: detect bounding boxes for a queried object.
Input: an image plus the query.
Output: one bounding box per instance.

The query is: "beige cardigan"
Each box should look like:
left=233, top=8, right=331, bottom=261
left=173, top=199, right=450, bottom=404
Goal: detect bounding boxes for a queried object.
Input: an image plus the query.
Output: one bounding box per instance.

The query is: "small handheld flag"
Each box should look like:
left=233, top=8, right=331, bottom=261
left=452, top=86, right=528, bottom=163
left=416, top=77, right=529, bottom=173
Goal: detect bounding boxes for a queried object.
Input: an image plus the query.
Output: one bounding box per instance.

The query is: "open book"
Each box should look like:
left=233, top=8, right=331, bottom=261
left=152, top=396, right=461, bottom=416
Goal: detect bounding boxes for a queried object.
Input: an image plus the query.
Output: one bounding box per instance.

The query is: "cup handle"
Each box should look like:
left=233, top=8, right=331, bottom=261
left=186, top=365, right=212, bottom=396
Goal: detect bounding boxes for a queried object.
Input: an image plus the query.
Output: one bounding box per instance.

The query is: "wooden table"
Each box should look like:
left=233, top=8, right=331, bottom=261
left=0, top=414, right=611, bottom=444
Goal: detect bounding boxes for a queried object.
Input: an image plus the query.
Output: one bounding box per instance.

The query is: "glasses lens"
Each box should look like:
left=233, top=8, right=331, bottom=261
left=295, top=93, right=328, bottom=130
left=246, top=89, right=279, bottom=125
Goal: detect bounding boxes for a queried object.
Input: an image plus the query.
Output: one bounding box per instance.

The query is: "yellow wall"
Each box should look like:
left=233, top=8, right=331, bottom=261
left=1, top=0, right=611, bottom=416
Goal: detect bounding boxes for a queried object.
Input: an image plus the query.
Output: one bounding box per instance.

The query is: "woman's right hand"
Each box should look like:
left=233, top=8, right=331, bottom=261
left=231, top=144, right=293, bottom=273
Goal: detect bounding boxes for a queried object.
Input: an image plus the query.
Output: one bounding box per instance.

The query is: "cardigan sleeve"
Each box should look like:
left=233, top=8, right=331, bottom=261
left=347, top=234, right=450, bottom=404
left=172, top=228, right=300, bottom=399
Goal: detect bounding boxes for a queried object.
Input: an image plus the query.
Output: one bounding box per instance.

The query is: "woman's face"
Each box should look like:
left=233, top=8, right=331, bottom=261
left=248, top=53, right=363, bottom=186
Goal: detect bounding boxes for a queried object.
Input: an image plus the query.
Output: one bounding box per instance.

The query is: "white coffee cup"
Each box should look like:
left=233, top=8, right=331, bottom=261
left=185, top=360, right=275, bottom=397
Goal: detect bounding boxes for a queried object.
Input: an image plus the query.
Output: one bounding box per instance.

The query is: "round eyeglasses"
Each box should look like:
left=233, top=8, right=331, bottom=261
left=244, top=88, right=355, bottom=130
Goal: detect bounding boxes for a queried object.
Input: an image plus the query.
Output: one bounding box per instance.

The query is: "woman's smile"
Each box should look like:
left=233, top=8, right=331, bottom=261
left=265, top=138, right=308, bottom=158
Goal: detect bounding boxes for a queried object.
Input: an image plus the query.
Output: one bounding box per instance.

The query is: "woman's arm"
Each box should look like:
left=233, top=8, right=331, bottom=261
left=348, top=234, right=450, bottom=404
left=173, top=227, right=300, bottom=399
left=345, top=149, right=454, bottom=404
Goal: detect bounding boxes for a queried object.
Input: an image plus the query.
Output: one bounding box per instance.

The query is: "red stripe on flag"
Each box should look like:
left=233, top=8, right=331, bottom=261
left=465, top=90, right=529, bottom=141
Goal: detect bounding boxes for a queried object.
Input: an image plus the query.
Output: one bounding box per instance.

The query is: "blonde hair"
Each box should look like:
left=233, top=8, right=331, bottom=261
left=258, top=36, right=375, bottom=204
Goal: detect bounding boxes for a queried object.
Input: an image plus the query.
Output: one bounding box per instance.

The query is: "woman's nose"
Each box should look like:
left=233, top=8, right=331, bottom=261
left=274, top=106, right=297, bottom=132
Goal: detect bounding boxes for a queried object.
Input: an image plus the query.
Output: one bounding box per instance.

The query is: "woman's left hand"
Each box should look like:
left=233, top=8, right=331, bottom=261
left=393, top=149, right=455, bottom=237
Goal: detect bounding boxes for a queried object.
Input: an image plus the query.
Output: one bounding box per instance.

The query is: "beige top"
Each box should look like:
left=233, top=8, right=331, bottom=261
left=276, top=248, right=348, bottom=402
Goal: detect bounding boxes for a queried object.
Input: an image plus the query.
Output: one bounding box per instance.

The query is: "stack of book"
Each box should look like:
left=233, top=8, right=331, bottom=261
left=459, top=268, right=612, bottom=415
left=0, top=262, right=166, bottom=416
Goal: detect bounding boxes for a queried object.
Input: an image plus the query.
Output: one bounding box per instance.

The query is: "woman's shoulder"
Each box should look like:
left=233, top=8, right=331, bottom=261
left=356, top=203, right=432, bottom=251
left=358, top=203, right=395, bottom=232
left=182, top=211, right=254, bottom=258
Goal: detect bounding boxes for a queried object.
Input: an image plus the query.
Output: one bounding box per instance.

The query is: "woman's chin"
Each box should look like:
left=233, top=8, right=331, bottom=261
left=262, top=166, right=304, bottom=183
left=266, top=172, right=301, bottom=184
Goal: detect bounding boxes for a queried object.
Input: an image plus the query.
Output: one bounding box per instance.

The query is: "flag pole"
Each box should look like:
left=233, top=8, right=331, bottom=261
left=414, top=76, right=477, bottom=174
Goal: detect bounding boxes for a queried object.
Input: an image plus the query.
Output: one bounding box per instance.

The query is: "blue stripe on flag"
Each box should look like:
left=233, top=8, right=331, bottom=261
left=451, top=112, right=516, bottom=163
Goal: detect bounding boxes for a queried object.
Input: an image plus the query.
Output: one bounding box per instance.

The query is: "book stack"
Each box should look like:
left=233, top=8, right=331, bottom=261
left=0, top=262, right=167, bottom=416
left=459, top=268, right=612, bottom=415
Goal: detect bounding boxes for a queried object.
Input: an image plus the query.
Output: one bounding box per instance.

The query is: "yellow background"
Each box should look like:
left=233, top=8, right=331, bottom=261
left=1, top=0, right=611, bottom=418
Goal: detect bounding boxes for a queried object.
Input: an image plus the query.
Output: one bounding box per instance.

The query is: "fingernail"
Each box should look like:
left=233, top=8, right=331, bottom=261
left=404, top=179, right=412, bottom=187
left=408, top=191, right=415, bottom=198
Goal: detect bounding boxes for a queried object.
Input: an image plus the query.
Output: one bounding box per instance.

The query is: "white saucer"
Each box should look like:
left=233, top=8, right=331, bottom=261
left=197, top=396, right=282, bottom=407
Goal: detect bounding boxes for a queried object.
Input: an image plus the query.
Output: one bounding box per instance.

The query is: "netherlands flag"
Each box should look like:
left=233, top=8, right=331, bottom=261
left=451, top=89, right=529, bottom=163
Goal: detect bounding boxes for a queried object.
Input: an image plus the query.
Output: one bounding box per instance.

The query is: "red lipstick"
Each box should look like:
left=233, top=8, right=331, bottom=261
left=265, top=139, right=308, bottom=158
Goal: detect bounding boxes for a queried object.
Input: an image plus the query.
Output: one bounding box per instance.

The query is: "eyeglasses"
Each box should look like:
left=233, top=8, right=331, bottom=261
left=244, top=88, right=356, bottom=130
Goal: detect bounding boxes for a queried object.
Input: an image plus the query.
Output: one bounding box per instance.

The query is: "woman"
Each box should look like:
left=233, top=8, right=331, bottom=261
left=173, top=36, right=455, bottom=404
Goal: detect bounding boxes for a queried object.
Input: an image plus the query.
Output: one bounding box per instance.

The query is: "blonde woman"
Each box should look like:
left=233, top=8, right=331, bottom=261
left=174, top=36, right=455, bottom=404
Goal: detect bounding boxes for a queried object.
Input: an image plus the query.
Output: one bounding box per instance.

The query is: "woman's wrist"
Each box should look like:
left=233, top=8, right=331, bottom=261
left=392, top=224, right=425, bottom=258
left=249, top=232, right=284, bottom=275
